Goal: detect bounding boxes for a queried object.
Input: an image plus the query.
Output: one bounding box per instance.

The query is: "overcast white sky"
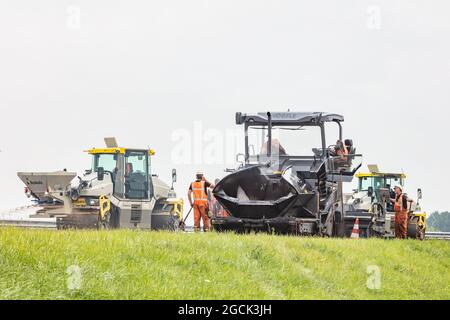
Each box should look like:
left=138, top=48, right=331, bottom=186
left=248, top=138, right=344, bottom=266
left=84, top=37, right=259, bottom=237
left=0, top=0, right=449, bottom=217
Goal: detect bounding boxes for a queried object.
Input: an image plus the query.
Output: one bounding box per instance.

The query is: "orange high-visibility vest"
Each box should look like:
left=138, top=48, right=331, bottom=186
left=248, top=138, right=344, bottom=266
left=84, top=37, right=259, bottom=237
left=192, top=181, right=208, bottom=204
left=394, top=193, right=406, bottom=213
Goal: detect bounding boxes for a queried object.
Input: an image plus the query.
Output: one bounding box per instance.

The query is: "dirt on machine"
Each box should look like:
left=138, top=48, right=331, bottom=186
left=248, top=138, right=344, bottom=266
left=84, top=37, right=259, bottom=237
left=18, top=137, right=184, bottom=230
left=212, top=111, right=362, bottom=236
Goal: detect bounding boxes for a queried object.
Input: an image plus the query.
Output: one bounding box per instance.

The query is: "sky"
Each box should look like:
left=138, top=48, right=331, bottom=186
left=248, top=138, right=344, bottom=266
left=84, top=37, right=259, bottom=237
left=0, top=0, right=449, bottom=221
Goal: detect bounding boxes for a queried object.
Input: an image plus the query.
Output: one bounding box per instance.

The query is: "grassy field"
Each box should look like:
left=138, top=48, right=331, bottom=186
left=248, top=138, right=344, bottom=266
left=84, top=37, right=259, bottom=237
left=0, top=228, right=449, bottom=300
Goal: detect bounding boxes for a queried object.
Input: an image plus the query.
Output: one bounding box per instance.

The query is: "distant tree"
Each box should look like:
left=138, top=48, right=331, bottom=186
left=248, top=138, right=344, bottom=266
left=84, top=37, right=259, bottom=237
left=428, top=212, right=450, bottom=232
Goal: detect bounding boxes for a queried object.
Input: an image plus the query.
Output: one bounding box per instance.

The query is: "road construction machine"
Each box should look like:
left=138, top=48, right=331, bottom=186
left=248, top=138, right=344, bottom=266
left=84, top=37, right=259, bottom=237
left=18, top=138, right=183, bottom=230
left=345, top=165, right=426, bottom=239
left=212, top=111, right=362, bottom=236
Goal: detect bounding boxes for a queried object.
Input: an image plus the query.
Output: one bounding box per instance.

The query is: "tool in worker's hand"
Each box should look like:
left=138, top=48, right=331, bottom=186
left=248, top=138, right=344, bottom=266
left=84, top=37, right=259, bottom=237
left=179, top=206, right=193, bottom=230
left=408, top=199, right=414, bottom=214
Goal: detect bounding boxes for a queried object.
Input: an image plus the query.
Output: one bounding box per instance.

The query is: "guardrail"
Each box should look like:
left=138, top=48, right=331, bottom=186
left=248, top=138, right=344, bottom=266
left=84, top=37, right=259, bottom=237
left=0, top=219, right=57, bottom=229
left=426, top=231, right=450, bottom=240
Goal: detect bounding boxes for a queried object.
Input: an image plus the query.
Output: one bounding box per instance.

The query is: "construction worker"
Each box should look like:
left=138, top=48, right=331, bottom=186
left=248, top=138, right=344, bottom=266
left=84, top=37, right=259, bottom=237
left=335, top=140, right=348, bottom=160
left=260, top=138, right=287, bottom=156
left=332, top=140, right=349, bottom=168
left=390, top=185, right=410, bottom=239
left=188, top=171, right=215, bottom=232
left=208, top=178, right=229, bottom=218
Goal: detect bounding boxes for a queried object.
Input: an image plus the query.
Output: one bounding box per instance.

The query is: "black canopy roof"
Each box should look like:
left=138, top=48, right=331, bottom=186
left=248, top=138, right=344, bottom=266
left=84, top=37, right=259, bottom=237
left=236, top=112, right=344, bottom=126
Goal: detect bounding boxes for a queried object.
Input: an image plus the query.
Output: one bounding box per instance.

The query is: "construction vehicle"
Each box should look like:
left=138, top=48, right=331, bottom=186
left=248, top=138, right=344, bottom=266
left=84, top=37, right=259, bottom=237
left=18, top=138, right=183, bottom=230
left=212, top=111, right=362, bottom=236
left=345, top=165, right=426, bottom=239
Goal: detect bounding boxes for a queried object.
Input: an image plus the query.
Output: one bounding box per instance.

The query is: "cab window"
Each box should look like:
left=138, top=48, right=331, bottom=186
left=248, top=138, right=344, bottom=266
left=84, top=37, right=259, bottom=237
left=92, top=154, right=117, bottom=172
left=124, top=151, right=149, bottom=199
left=359, top=177, right=383, bottom=191
left=385, top=177, right=402, bottom=190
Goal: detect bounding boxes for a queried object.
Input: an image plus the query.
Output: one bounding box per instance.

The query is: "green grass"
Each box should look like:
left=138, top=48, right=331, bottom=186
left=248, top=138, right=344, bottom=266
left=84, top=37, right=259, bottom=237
left=0, top=228, right=449, bottom=300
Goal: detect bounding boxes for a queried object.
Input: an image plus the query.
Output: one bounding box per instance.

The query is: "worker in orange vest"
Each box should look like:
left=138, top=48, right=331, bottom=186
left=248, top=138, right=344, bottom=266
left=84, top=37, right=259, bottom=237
left=188, top=171, right=215, bottom=232
left=335, top=140, right=349, bottom=160
left=390, top=185, right=411, bottom=239
left=208, top=178, right=229, bottom=218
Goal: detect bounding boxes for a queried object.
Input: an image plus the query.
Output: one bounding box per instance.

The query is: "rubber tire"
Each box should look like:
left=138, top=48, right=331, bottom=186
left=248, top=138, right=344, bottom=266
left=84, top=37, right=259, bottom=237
left=167, top=215, right=180, bottom=232
left=333, top=211, right=346, bottom=238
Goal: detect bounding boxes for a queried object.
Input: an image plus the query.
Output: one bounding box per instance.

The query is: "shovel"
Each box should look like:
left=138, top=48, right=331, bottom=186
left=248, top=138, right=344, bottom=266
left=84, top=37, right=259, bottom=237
left=179, top=206, right=193, bottom=231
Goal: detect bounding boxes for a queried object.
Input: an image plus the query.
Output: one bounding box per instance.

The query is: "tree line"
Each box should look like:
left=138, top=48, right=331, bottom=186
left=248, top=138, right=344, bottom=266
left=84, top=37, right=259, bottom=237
left=427, top=212, right=450, bottom=232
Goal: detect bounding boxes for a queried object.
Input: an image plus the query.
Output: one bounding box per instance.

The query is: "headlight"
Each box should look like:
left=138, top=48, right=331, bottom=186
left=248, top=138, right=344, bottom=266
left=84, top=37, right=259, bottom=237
left=88, top=198, right=100, bottom=206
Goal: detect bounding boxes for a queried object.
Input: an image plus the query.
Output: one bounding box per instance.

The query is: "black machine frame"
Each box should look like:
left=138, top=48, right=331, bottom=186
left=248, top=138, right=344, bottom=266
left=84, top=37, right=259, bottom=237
left=212, top=111, right=362, bottom=236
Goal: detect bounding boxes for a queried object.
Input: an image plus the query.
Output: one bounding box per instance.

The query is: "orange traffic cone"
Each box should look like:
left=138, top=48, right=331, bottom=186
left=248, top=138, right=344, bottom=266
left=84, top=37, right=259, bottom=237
left=350, top=218, right=360, bottom=239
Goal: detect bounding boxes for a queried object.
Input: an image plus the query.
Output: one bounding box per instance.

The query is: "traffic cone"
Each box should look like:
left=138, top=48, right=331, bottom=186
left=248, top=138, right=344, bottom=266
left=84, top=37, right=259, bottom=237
left=350, top=218, right=360, bottom=239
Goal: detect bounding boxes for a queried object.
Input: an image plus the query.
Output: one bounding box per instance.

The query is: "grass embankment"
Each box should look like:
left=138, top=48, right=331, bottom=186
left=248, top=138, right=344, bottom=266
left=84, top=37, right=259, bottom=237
left=0, top=228, right=449, bottom=300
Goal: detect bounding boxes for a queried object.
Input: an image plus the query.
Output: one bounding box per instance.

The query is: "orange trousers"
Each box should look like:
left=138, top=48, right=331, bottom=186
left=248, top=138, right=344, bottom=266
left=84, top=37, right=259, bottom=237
left=395, top=212, right=408, bottom=239
left=194, top=202, right=210, bottom=232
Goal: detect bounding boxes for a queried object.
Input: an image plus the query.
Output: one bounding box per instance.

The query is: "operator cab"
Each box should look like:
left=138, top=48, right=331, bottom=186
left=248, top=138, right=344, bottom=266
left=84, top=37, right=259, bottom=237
left=356, top=173, right=404, bottom=192
left=356, top=172, right=405, bottom=211
left=86, top=148, right=154, bottom=200
left=238, top=112, right=362, bottom=183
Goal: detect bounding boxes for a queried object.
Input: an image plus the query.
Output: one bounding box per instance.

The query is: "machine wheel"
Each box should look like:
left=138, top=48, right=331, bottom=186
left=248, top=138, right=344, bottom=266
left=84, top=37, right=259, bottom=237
left=417, top=227, right=425, bottom=241
left=333, top=211, right=346, bottom=238
left=366, top=221, right=373, bottom=238
left=99, top=212, right=111, bottom=230
left=212, top=222, right=227, bottom=233
left=167, top=214, right=180, bottom=232
left=408, top=216, right=425, bottom=240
